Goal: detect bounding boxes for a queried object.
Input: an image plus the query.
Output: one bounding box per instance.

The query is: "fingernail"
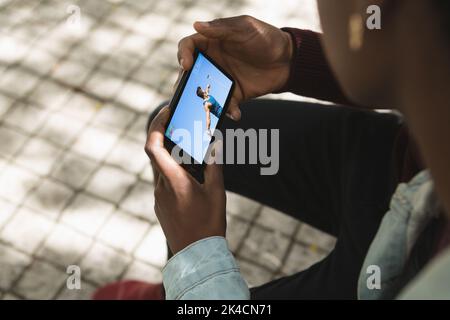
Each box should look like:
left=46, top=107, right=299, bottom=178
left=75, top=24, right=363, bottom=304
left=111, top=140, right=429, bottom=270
left=180, top=58, right=185, bottom=69
left=196, top=21, right=210, bottom=28
left=233, top=109, right=241, bottom=120
left=226, top=113, right=235, bottom=120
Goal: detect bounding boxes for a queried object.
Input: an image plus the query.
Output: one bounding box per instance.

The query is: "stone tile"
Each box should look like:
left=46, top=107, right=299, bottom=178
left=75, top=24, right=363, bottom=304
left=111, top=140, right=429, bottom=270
left=51, top=59, right=92, bottom=87
left=237, top=259, right=273, bottom=288
left=91, top=103, right=136, bottom=131
left=15, top=138, right=62, bottom=176
left=61, top=192, right=115, bottom=237
left=240, top=227, right=290, bottom=271
left=66, top=44, right=103, bottom=69
left=134, top=225, right=167, bottom=268
left=0, top=199, right=16, bottom=229
left=0, top=64, right=6, bottom=77
left=226, top=192, right=261, bottom=221
left=125, top=0, right=154, bottom=11
left=60, top=93, right=103, bottom=123
left=98, top=210, right=149, bottom=253
left=226, top=216, right=250, bottom=253
left=116, top=33, right=153, bottom=59
left=0, top=157, right=6, bottom=171
left=0, top=35, right=29, bottom=65
left=106, top=136, right=148, bottom=174
left=0, top=94, right=14, bottom=118
left=256, top=206, right=299, bottom=237
left=14, top=260, right=67, bottom=300
left=84, top=23, right=125, bottom=55
left=114, top=80, right=159, bottom=113
left=28, top=80, right=71, bottom=111
left=123, top=260, right=163, bottom=283
left=132, top=13, right=172, bottom=40
left=131, top=62, right=177, bottom=91
left=37, top=224, right=92, bottom=267
left=125, top=114, right=149, bottom=144
left=2, top=293, right=21, bottom=300
left=23, top=178, right=74, bottom=220
left=71, top=126, right=119, bottom=161
left=0, top=244, right=32, bottom=291
left=180, top=5, right=220, bottom=25
left=51, top=152, right=98, bottom=189
left=120, top=180, right=156, bottom=221
left=0, top=126, right=28, bottom=159
left=296, top=224, right=337, bottom=252
left=86, top=165, right=136, bottom=203
left=146, top=41, right=177, bottom=68
left=0, top=67, right=40, bottom=97
left=57, top=281, right=96, bottom=300
left=0, top=163, right=40, bottom=204
left=281, top=243, right=327, bottom=275
left=77, top=0, right=114, bottom=20
left=1, top=207, right=54, bottom=254
left=21, top=47, right=58, bottom=76
left=104, top=4, right=140, bottom=30
left=139, top=165, right=153, bottom=183
left=3, top=102, right=49, bottom=134
left=80, top=242, right=131, bottom=285
left=151, top=0, right=185, bottom=18
left=99, top=53, right=141, bottom=78
left=83, top=69, right=124, bottom=101
left=165, top=21, right=194, bottom=45
left=37, top=112, right=86, bottom=147
left=35, top=28, right=73, bottom=57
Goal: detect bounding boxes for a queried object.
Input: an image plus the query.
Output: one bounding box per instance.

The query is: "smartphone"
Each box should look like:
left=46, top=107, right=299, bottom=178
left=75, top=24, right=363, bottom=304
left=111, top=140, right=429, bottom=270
left=164, top=50, right=235, bottom=183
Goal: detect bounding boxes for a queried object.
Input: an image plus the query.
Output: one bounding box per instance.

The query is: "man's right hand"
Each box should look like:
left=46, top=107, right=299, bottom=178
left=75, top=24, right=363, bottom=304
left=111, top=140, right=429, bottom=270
left=177, top=15, right=293, bottom=121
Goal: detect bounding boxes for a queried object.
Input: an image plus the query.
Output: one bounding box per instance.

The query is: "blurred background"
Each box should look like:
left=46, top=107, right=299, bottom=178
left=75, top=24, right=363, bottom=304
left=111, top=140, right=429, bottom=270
left=0, top=0, right=335, bottom=299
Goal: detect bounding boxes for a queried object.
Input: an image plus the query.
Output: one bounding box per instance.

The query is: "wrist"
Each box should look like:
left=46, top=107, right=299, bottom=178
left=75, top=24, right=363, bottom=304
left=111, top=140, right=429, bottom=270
left=281, top=30, right=294, bottom=64
left=273, top=30, right=294, bottom=92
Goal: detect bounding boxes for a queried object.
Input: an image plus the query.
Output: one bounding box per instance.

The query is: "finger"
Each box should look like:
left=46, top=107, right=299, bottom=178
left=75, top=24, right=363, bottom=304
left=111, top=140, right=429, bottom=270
left=172, top=67, right=184, bottom=93
left=203, top=140, right=224, bottom=188
left=177, top=33, right=209, bottom=70
left=225, top=97, right=241, bottom=121
left=145, top=107, right=185, bottom=180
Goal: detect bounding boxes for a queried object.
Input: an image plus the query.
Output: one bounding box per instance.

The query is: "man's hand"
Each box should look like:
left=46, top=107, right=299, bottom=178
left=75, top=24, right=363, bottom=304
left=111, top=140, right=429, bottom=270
left=145, top=107, right=226, bottom=254
left=178, top=15, right=293, bottom=121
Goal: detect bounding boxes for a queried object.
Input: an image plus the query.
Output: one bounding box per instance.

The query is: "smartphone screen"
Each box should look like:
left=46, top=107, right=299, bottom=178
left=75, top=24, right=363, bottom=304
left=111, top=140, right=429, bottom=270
left=165, top=52, right=233, bottom=164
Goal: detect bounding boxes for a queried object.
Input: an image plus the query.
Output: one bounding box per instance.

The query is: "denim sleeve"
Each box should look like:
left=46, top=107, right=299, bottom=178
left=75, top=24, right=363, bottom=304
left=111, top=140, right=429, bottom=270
left=162, top=236, right=250, bottom=300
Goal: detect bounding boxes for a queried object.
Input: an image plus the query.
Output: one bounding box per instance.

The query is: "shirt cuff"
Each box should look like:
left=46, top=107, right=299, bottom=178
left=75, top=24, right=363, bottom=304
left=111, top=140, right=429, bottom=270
left=162, top=236, right=247, bottom=300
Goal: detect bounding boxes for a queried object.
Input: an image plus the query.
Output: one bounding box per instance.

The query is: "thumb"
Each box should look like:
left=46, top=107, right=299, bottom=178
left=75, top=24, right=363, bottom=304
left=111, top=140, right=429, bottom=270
left=193, top=18, right=236, bottom=40
left=226, top=97, right=241, bottom=121
left=203, top=140, right=224, bottom=188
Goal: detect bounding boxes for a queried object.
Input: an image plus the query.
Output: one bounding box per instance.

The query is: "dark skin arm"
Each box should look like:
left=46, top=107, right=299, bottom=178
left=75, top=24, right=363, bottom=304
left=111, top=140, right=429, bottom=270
left=204, top=102, right=212, bottom=131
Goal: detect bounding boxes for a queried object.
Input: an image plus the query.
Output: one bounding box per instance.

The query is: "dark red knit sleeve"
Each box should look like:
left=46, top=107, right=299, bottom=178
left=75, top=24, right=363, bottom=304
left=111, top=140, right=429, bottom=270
left=277, top=28, right=355, bottom=107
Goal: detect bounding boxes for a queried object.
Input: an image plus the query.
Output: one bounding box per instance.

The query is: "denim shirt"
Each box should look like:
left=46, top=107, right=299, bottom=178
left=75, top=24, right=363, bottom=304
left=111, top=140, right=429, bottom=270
left=163, top=170, right=450, bottom=300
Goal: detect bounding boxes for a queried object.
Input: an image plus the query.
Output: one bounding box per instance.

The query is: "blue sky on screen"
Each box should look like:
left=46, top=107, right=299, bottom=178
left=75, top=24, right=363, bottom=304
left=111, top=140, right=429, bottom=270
left=165, top=52, right=232, bottom=163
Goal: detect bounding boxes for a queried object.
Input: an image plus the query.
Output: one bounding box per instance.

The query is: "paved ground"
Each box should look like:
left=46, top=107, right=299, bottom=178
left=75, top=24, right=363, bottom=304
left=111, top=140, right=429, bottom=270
left=0, top=0, right=335, bottom=299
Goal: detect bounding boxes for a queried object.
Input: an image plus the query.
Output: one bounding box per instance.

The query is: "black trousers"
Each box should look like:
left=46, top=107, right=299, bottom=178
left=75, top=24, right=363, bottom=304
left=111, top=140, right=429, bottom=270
left=148, top=99, right=402, bottom=299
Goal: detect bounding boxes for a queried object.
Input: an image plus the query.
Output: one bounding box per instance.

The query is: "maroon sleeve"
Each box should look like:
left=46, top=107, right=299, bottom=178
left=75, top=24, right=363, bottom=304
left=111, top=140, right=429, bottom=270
left=277, top=28, right=356, bottom=107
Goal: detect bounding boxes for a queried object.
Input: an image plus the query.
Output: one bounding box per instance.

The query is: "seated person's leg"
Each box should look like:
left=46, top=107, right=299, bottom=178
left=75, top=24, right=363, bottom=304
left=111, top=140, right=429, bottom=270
left=218, top=99, right=402, bottom=298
